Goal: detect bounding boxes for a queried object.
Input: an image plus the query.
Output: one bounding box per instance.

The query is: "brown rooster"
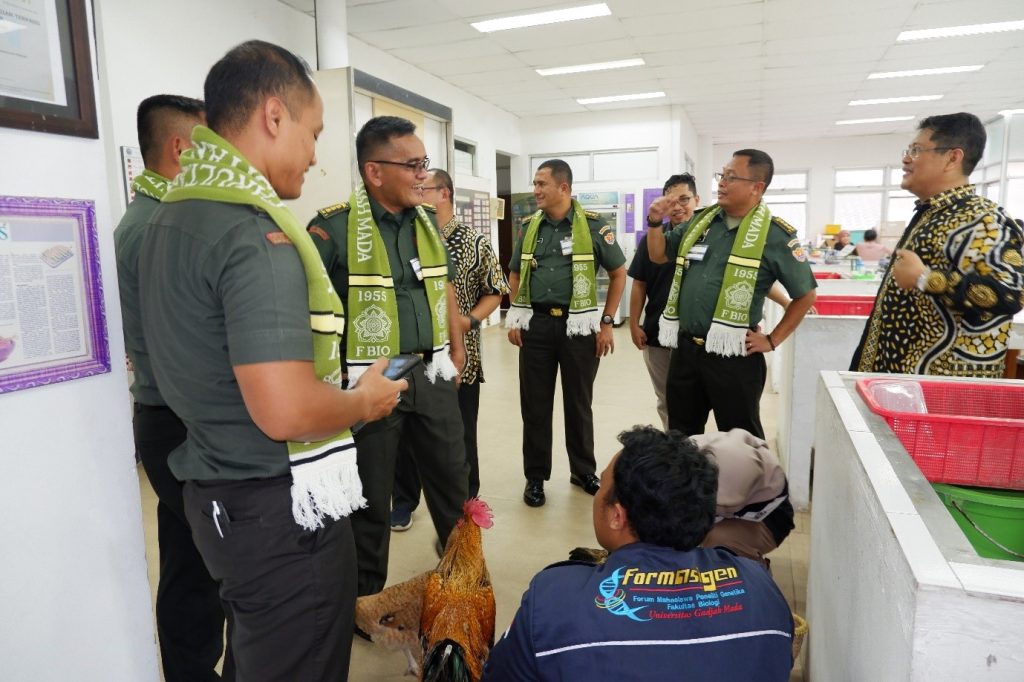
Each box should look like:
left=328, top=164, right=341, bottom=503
left=420, top=497, right=496, bottom=682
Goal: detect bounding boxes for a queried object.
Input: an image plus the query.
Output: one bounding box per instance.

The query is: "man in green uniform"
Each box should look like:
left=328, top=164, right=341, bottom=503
left=306, top=116, right=469, bottom=597
left=647, top=149, right=816, bottom=439
left=114, top=94, right=229, bottom=682
left=851, top=112, right=1024, bottom=376
left=506, top=159, right=626, bottom=507
left=139, top=41, right=405, bottom=681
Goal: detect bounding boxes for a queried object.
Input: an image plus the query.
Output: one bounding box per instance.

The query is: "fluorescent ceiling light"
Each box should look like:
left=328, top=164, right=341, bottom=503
left=577, top=92, right=665, bottom=105
left=849, top=95, right=943, bottom=106
left=868, top=65, right=983, bottom=79
left=836, top=116, right=915, bottom=125
left=1000, top=109, right=1024, bottom=117
left=898, top=19, right=1024, bottom=41
left=472, top=3, right=611, bottom=33
left=537, top=58, right=644, bottom=77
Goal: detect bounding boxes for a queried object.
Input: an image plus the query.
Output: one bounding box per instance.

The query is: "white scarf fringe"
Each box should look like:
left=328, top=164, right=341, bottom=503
left=705, top=323, right=747, bottom=357
left=567, top=310, right=601, bottom=337
left=290, top=450, right=366, bottom=531
left=425, top=343, right=457, bottom=383
left=658, top=316, right=679, bottom=348
left=505, top=305, right=533, bottom=330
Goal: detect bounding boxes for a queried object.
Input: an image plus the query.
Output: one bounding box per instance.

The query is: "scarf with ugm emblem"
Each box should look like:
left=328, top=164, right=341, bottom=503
left=658, top=203, right=772, bottom=356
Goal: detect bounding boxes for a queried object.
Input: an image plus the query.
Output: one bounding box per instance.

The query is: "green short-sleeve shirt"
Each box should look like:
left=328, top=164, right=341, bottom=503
left=306, top=197, right=455, bottom=354
left=508, top=207, right=626, bottom=305
left=114, top=193, right=163, bottom=406
left=139, top=200, right=314, bottom=481
left=664, top=208, right=816, bottom=337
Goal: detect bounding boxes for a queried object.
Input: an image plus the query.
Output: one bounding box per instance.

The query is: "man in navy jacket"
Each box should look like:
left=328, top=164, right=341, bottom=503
left=483, top=426, right=794, bottom=681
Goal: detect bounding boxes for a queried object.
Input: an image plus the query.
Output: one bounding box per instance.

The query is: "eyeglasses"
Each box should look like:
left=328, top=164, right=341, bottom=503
left=714, top=172, right=759, bottom=184
left=675, top=195, right=695, bottom=204
left=371, top=157, right=430, bottom=172
left=901, top=146, right=954, bottom=160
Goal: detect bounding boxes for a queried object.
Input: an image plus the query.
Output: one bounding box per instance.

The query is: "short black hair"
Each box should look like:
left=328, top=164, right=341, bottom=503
left=537, top=159, right=573, bottom=188
left=918, top=112, right=986, bottom=176
left=427, top=168, right=454, bottom=197
left=663, top=173, right=697, bottom=196
left=356, top=116, right=418, bottom=178
left=204, top=40, right=314, bottom=136
left=608, top=426, right=718, bottom=551
left=136, top=95, right=204, bottom=167
left=863, top=229, right=878, bottom=241
left=734, top=148, right=774, bottom=187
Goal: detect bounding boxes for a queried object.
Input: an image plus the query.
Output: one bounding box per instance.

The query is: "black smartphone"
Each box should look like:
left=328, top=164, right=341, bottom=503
left=383, top=353, right=422, bottom=381
left=350, top=355, right=421, bottom=434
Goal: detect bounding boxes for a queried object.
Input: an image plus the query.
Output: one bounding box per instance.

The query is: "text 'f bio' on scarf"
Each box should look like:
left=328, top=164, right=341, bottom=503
left=344, top=183, right=456, bottom=384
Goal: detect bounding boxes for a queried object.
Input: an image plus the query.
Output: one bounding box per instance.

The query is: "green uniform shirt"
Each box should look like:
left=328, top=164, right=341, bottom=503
left=508, top=207, right=626, bottom=305
left=139, top=200, right=313, bottom=481
left=664, top=208, right=816, bottom=337
left=114, top=193, right=164, bottom=406
left=306, top=196, right=455, bottom=354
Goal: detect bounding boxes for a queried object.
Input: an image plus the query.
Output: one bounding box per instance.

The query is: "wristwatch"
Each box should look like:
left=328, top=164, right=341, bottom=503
left=646, top=216, right=664, bottom=228
left=468, top=314, right=481, bottom=331
left=601, top=314, right=614, bottom=325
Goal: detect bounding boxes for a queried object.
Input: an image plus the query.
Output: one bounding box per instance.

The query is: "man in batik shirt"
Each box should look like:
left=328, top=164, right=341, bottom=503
left=852, top=112, right=1024, bottom=377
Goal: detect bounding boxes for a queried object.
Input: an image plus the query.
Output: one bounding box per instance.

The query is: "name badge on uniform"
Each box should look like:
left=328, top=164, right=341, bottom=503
left=410, top=257, right=424, bottom=281
left=686, top=245, right=708, bottom=262
left=560, top=236, right=573, bottom=256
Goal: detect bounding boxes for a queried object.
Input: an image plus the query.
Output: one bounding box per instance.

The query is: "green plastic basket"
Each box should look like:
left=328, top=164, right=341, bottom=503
left=933, top=483, right=1024, bottom=562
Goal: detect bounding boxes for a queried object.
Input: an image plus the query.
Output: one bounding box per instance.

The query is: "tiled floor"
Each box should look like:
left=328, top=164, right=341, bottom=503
left=138, top=324, right=810, bottom=680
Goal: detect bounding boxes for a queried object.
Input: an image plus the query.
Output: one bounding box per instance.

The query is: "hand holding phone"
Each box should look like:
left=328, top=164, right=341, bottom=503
left=350, top=355, right=421, bottom=433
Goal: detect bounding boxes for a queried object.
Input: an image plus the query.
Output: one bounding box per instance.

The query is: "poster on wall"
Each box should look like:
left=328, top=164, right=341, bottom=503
left=120, top=145, right=144, bottom=207
left=455, top=190, right=491, bottom=240
left=0, top=195, right=110, bottom=394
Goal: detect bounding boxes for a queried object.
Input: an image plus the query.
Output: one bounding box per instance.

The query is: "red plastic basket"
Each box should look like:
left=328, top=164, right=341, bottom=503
left=857, top=378, right=1024, bottom=490
left=814, top=295, right=874, bottom=316
left=813, top=272, right=842, bottom=280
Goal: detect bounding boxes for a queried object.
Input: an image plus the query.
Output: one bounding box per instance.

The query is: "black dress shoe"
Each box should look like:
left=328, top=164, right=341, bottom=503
left=570, top=473, right=601, bottom=496
left=523, top=480, right=545, bottom=507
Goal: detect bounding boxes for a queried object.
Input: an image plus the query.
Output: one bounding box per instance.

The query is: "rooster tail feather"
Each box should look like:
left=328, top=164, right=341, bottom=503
left=423, top=640, right=470, bottom=682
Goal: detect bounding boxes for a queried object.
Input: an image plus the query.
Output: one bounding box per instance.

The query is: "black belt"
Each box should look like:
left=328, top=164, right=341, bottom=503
left=680, top=333, right=706, bottom=347
left=532, top=303, right=568, bottom=318
left=134, top=402, right=173, bottom=414
left=404, top=350, right=433, bottom=361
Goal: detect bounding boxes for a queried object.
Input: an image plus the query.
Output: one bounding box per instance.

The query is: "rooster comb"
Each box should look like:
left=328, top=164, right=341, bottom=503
left=463, top=497, right=494, bottom=529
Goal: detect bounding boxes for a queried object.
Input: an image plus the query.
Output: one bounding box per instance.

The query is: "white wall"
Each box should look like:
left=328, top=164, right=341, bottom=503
left=0, top=5, right=157, bottom=680
left=98, top=0, right=317, bottom=215
left=713, top=133, right=907, bottom=241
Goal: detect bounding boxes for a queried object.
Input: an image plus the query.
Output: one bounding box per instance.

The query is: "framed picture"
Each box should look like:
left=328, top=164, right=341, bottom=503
left=0, top=0, right=98, bottom=138
left=0, top=195, right=110, bottom=394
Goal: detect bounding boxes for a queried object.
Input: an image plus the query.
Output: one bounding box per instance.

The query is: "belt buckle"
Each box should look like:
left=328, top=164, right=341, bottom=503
left=550, top=307, right=565, bottom=317
left=693, top=336, right=705, bottom=346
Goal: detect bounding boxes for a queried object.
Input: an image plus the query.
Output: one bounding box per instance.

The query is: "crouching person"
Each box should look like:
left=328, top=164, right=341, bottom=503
left=482, top=426, right=794, bottom=681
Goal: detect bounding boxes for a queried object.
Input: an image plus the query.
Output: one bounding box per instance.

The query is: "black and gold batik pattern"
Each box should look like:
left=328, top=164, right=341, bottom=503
left=854, top=185, right=1024, bottom=377
left=439, top=215, right=510, bottom=384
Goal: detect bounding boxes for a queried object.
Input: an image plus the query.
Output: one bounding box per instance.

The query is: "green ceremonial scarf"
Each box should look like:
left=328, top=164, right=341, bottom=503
left=162, top=125, right=361, bottom=531
left=658, top=203, right=772, bottom=357
left=131, top=169, right=170, bottom=201
left=505, top=199, right=599, bottom=336
left=345, top=183, right=456, bottom=383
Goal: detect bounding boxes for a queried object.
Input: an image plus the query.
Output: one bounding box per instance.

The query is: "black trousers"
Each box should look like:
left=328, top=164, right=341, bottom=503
left=393, top=379, right=481, bottom=514
left=184, top=476, right=356, bottom=682
left=134, top=404, right=231, bottom=682
left=352, top=364, right=468, bottom=595
left=519, top=313, right=600, bottom=482
left=665, top=335, right=767, bottom=439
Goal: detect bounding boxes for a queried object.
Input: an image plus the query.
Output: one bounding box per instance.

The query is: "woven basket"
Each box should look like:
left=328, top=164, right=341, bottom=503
left=792, top=613, right=808, bottom=662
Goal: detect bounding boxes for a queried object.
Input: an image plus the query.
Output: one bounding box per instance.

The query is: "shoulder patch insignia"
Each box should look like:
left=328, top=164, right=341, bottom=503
left=772, top=216, right=797, bottom=235
left=790, top=243, right=807, bottom=262
left=420, top=203, right=437, bottom=213
left=317, top=202, right=349, bottom=219
left=308, top=225, right=330, bottom=242
left=584, top=209, right=601, bottom=220
left=265, top=231, right=292, bottom=246
left=604, top=232, right=616, bottom=245
left=598, top=225, right=612, bottom=235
